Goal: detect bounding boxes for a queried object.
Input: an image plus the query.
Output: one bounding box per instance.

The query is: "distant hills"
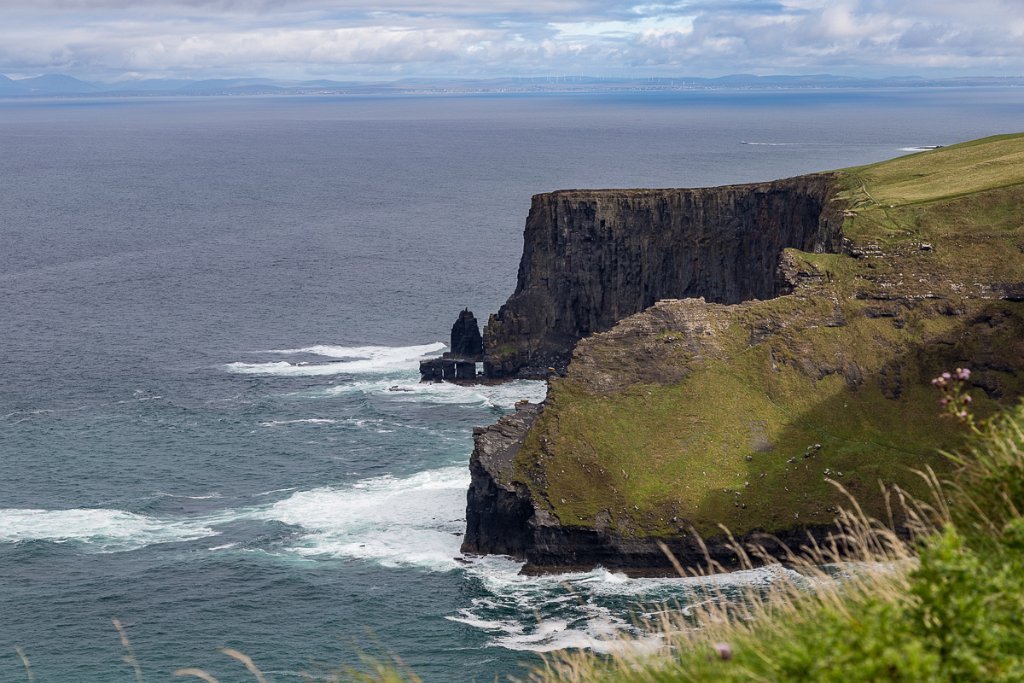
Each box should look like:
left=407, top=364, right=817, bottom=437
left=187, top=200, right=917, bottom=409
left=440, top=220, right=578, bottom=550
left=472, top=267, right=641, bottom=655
left=0, top=73, right=1022, bottom=98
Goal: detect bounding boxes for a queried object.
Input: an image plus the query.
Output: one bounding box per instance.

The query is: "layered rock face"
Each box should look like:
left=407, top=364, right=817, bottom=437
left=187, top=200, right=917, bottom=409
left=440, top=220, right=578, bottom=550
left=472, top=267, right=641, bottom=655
left=461, top=404, right=540, bottom=557
left=483, top=174, right=844, bottom=378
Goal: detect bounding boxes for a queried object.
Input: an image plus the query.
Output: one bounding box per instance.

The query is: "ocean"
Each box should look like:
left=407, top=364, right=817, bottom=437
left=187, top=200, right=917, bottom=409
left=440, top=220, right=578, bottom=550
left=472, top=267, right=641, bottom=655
left=1, top=87, right=1022, bottom=682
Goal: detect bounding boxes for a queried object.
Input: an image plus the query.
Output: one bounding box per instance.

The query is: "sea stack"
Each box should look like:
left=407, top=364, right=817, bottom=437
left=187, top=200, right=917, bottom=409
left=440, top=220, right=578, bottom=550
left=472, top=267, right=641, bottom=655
left=450, top=308, right=484, bottom=360
left=419, top=309, right=483, bottom=382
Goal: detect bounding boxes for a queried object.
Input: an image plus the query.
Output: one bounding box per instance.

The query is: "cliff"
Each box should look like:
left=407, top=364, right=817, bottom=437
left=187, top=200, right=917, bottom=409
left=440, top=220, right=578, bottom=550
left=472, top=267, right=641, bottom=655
left=463, top=133, right=1024, bottom=574
left=482, top=175, right=845, bottom=378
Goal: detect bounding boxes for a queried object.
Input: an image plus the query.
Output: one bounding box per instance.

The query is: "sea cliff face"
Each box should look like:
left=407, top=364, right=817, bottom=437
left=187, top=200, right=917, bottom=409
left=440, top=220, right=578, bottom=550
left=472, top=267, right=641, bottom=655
left=463, top=134, right=1024, bottom=574
left=462, top=404, right=540, bottom=557
left=482, top=175, right=844, bottom=378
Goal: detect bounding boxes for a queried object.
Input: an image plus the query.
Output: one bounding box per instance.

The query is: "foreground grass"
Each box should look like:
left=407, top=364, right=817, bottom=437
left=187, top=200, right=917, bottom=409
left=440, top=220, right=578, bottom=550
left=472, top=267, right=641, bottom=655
left=524, top=401, right=1024, bottom=683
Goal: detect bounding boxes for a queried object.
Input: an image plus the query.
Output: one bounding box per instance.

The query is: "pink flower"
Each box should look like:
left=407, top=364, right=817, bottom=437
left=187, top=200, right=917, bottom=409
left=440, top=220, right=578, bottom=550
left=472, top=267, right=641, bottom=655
left=956, top=368, right=971, bottom=381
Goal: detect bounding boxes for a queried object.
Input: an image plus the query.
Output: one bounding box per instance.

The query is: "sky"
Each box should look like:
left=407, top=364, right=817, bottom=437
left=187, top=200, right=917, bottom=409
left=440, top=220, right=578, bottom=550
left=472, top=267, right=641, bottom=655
left=2, top=0, right=1023, bottom=82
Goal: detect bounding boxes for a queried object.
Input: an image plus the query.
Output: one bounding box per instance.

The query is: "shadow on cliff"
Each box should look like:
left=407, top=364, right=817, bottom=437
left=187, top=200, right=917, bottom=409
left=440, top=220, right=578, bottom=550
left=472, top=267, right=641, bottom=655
left=685, top=300, right=1024, bottom=567
left=480, top=301, right=1024, bottom=575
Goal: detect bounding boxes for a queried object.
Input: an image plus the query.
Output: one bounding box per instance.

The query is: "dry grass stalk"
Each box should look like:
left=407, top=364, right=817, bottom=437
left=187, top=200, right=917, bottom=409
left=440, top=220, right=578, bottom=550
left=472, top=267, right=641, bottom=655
left=113, top=618, right=146, bottom=683
left=14, top=646, right=35, bottom=683
left=222, top=647, right=270, bottom=683
left=519, top=479, right=936, bottom=683
left=173, top=668, right=221, bottom=682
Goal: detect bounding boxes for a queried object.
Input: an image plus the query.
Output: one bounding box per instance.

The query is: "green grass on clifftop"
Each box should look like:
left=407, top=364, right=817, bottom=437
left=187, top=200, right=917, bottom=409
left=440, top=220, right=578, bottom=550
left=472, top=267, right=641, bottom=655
left=514, top=133, right=1024, bottom=539
left=528, top=401, right=1024, bottom=683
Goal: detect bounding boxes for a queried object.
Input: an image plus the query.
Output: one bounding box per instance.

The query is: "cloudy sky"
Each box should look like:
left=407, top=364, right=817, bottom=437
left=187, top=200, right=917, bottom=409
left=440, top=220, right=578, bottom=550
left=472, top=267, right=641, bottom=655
left=2, top=0, right=1023, bottom=81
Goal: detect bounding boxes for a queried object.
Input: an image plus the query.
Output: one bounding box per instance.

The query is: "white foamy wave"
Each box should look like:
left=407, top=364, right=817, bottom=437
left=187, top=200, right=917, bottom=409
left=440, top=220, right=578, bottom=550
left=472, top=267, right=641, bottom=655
left=320, top=378, right=547, bottom=409
left=0, top=508, right=217, bottom=552
left=226, top=342, right=446, bottom=376
left=154, top=491, right=223, bottom=500
left=259, top=418, right=339, bottom=427
left=248, top=466, right=469, bottom=571
left=255, top=487, right=299, bottom=497
left=267, top=343, right=444, bottom=359
left=487, top=613, right=664, bottom=655
left=453, top=556, right=807, bottom=653
left=208, top=542, right=240, bottom=551
left=899, top=145, right=943, bottom=152
left=448, top=597, right=663, bottom=655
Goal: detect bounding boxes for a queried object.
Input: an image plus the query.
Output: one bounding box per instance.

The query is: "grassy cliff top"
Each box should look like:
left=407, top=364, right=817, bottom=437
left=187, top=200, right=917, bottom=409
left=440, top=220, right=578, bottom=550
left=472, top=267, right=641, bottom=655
left=511, top=133, right=1024, bottom=539
left=836, top=132, right=1024, bottom=292
left=846, top=133, right=1024, bottom=206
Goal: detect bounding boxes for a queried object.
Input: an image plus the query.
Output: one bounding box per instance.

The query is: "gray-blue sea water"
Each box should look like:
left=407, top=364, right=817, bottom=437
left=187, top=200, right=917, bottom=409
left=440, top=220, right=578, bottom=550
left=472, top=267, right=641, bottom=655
left=1, top=88, right=1022, bottom=682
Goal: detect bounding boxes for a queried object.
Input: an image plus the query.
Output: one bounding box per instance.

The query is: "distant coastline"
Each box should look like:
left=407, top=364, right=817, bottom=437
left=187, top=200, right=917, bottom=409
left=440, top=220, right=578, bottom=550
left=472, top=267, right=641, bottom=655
left=2, top=73, right=1024, bottom=99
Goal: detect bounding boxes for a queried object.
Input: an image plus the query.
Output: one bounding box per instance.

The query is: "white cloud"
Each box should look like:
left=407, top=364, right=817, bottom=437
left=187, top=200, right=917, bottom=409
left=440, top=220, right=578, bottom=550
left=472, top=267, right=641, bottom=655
left=0, top=0, right=1022, bottom=79
left=550, top=15, right=695, bottom=39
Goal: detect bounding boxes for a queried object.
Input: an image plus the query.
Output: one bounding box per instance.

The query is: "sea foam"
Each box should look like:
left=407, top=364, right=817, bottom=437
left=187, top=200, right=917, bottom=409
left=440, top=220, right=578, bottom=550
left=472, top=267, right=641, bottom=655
left=225, top=342, right=446, bottom=376
left=0, top=508, right=217, bottom=552
left=316, top=377, right=548, bottom=409
left=452, top=558, right=809, bottom=653
left=247, top=466, right=470, bottom=571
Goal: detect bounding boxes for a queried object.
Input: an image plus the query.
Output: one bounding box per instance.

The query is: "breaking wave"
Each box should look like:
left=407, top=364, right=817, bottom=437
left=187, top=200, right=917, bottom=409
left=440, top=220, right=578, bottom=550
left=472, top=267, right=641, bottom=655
left=315, top=377, right=547, bottom=409
left=225, top=342, right=446, bottom=376
left=0, top=508, right=217, bottom=552
left=246, top=466, right=469, bottom=571
left=452, top=560, right=806, bottom=653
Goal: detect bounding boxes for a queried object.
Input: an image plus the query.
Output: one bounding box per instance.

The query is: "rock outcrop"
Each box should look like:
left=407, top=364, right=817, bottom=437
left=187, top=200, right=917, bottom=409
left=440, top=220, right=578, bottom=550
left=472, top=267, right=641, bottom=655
left=483, top=175, right=844, bottom=378
left=462, top=403, right=541, bottom=557
left=450, top=308, right=484, bottom=360
left=420, top=309, right=483, bottom=382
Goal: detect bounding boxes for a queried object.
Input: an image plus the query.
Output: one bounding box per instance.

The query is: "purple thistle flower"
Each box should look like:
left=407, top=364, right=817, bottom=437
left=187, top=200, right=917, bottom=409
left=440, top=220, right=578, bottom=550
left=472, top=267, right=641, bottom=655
left=713, top=642, right=733, bottom=661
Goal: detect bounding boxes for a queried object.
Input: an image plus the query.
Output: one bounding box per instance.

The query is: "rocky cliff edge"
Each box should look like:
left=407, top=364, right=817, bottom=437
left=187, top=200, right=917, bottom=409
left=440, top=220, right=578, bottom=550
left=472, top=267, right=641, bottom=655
left=464, top=134, right=1024, bottom=574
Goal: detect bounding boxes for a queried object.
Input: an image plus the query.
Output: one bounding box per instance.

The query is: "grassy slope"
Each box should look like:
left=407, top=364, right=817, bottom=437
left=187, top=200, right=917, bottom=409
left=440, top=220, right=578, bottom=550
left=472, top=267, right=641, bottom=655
left=530, top=402, right=1024, bottom=683
left=513, top=133, right=1024, bottom=538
